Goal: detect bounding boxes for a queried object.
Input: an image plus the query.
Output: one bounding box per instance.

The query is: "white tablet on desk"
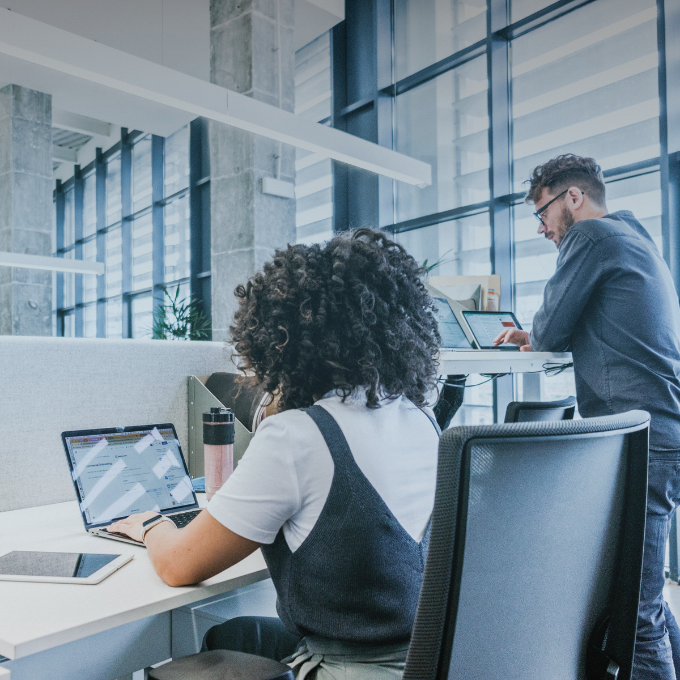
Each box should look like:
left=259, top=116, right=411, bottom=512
left=0, top=551, right=133, bottom=585
left=462, top=311, right=523, bottom=350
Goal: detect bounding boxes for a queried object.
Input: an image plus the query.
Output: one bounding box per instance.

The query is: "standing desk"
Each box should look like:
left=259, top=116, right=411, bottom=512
left=437, top=349, right=572, bottom=375
left=0, top=501, right=269, bottom=680
left=437, top=350, right=573, bottom=421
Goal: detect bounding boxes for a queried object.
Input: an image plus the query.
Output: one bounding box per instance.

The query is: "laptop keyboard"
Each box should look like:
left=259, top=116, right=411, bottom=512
left=103, top=530, right=142, bottom=542
left=102, top=509, right=201, bottom=539
left=169, top=509, right=202, bottom=527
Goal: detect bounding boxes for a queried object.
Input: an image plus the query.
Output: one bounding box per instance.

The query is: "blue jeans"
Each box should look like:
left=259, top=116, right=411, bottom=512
left=633, top=454, right=680, bottom=680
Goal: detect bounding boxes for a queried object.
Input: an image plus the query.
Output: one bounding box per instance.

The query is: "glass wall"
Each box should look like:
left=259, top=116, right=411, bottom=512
left=511, top=0, right=659, bottom=190
left=395, top=56, right=490, bottom=222
left=54, top=126, right=196, bottom=339
left=396, top=213, right=491, bottom=278
left=395, top=212, right=493, bottom=424
left=385, top=0, right=663, bottom=423
left=394, top=0, right=487, bottom=81
left=295, top=32, right=333, bottom=244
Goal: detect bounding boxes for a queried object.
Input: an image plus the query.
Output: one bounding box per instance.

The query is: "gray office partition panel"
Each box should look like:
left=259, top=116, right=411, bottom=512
left=448, top=435, right=628, bottom=680
left=187, top=376, right=252, bottom=479
left=0, top=336, right=234, bottom=512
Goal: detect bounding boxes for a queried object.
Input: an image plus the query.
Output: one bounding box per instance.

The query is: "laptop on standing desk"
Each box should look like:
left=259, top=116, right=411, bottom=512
left=62, top=424, right=202, bottom=546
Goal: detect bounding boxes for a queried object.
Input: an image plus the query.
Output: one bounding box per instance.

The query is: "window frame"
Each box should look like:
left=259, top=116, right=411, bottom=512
left=54, top=124, right=211, bottom=339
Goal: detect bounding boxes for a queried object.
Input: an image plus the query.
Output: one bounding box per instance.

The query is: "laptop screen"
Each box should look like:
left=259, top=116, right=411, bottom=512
left=63, top=425, right=197, bottom=527
left=432, top=297, right=472, bottom=349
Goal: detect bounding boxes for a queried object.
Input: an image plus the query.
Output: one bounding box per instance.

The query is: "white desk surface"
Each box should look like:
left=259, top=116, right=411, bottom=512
left=0, top=500, right=269, bottom=661
left=438, top=350, right=572, bottom=375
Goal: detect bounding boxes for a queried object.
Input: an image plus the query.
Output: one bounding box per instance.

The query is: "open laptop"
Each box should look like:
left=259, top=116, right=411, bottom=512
left=431, top=295, right=473, bottom=349
left=62, top=424, right=201, bottom=546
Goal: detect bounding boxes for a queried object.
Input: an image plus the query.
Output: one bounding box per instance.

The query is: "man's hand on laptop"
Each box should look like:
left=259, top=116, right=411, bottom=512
left=494, top=329, right=532, bottom=351
left=108, top=511, right=170, bottom=544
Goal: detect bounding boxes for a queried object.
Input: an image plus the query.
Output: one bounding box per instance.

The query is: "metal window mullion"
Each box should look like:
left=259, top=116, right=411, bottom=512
left=658, top=0, right=680, bottom=288
left=393, top=40, right=487, bottom=97
left=489, top=0, right=515, bottom=422
left=376, top=0, right=394, bottom=228
left=331, top=21, right=348, bottom=232
left=55, top=180, right=65, bottom=336
left=73, top=165, right=84, bottom=337
left=658, top=0, right=680, bottom=583
left=95, top=148, right=107, bottom=337
left=190, top=118, right=211, bottom=335
left=151, top=135, right=165, bottom=319
left=499, top=0, right=598, bottom=41
left=120, top=128, right=133, bottom=338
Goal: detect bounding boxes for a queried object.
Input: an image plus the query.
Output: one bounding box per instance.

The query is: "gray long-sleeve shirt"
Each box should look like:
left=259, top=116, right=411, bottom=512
left=529, top=210, right=680, bottom=451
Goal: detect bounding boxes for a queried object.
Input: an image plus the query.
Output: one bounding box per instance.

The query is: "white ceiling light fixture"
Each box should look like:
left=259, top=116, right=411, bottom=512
left=0, top=252, right=104, bottom=276
left=0, top=8, right=432, bottom=188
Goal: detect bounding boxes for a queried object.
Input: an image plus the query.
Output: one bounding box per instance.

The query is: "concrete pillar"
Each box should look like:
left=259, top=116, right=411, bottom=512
left=0, top=85, right=53, bottom=336
left=209, top=0, right=296, bottom=340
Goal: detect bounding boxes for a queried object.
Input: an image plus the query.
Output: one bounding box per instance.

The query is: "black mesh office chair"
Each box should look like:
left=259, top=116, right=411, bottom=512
left=151, top=410, right=648, bottom=680
left=403, top=410, right=649, bottom=680
left=504, top=395, right=576, bottom=423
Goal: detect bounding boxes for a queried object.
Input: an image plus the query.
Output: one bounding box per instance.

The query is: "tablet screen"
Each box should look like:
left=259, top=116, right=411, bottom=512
left=432, top=297, right=471, bottom=349
left=462, top=312, right=523, bottom=349
left=0, top=551, right=119, bottom=578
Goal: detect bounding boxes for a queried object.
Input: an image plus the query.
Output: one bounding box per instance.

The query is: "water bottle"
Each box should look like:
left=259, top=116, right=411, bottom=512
left=203, top=407, right=235, bottom=500
left=486, top=288, right=498, bottom=312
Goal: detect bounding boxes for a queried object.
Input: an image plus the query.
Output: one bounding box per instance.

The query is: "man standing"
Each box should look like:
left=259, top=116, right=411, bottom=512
left=495, top=154, right=680, bottom=679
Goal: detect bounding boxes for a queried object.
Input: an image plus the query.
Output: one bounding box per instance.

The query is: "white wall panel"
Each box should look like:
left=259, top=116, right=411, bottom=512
left=0, top=336, right=235, bottom=511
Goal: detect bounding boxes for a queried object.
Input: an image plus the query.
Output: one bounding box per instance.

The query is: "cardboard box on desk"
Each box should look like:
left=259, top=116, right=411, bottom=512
left=429, top=274, right=501, bottom=311
left=187, top=374, right=276, bottom=479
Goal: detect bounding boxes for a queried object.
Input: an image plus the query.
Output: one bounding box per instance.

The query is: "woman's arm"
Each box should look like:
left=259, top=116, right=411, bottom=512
left=108, top=510, right=261, bottom=586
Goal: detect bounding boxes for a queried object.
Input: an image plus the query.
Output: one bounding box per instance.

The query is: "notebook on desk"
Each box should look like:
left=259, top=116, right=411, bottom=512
left=61, top=424, right=202, bottom=547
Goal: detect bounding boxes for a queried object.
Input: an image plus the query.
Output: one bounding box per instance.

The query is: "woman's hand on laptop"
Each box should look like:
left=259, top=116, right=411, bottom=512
left=493, top=329, right=532, bottom=351
left=108, top=511, right=165, bottom=544
left=107, top=511, right=261, bottom=586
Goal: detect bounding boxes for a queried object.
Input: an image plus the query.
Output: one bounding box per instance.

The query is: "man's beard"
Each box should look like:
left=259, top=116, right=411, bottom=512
left=556, top=206, right=575, bottom=244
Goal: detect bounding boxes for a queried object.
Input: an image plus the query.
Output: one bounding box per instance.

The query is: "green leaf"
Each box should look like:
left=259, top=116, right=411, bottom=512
left=150, top=285, right=211, bottom=341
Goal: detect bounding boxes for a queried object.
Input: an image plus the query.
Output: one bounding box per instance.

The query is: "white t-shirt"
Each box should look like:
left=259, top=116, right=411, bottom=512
left=207, top=390, right=439, bottom=552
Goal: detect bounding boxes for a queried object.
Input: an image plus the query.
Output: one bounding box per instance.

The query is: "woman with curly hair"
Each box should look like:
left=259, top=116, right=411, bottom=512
left=109, top=228, right=442, bottom=679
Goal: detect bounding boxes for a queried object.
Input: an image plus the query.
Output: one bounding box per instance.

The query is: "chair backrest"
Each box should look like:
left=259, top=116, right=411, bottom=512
left=504, top=396, right=577, bottom=423
left=404, top=411, right=649, bottom=680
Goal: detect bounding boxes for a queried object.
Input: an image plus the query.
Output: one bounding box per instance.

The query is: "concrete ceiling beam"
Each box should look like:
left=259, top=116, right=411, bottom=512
left=53, top=108, right=112, bottom=138
left=52, top=144, right=77, bottom=163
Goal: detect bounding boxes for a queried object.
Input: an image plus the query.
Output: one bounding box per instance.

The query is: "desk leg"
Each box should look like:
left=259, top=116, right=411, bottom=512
left=433, top=375, right=466, bottom=430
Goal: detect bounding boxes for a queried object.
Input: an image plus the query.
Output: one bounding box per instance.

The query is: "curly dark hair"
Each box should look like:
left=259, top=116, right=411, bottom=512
left=229, top=228, right=440, bottom=411
left=525, top=154, right=606, bottom=206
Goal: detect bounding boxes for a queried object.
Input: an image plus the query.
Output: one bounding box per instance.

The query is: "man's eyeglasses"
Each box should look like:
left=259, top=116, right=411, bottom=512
left=533, top=189, right=569, bottom=225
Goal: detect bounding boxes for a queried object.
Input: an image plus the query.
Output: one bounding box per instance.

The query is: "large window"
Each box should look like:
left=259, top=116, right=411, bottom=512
left=511, top=0, right=659, bottom=189
left=54, top=125, right=203, bottom=339
left=295, top=32, right=333, bottom=245
left=381, top=0, right=664, bottom=422
left=393, top=0, right=487, bottom=81
left=395, top=56, right=490, bottom=223
left=395, top=212, right=493, bottom=425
